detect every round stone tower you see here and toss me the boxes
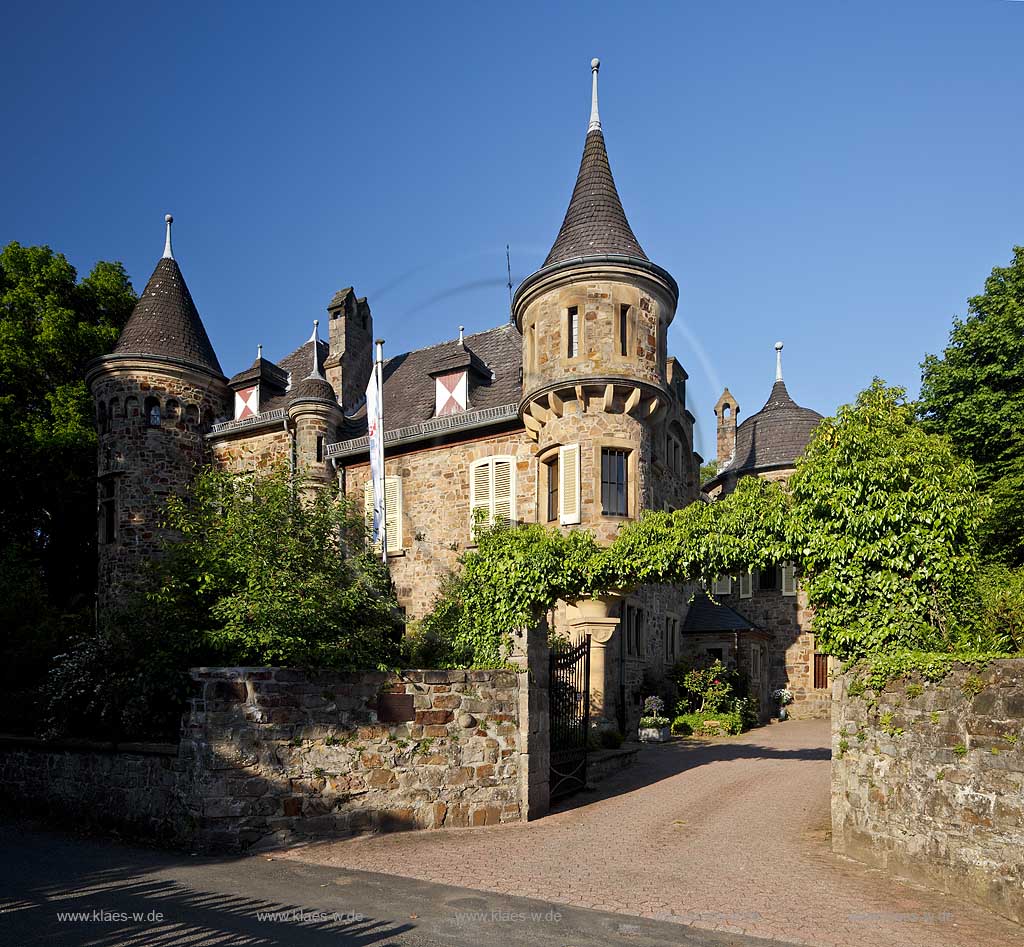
[513,60,679,542]
[85,215,230,610]
[287,320,344,486]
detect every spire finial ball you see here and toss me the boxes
[165,213,173,223]
[775,341,784,351]
[591,58,600,70]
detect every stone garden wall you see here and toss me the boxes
[1,665,532,852]
[831,659,1024,925]
[0,736,184,842]
[183,667,523,850]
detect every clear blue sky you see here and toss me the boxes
[2,1,1022,457]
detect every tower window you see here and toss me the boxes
[567,306,579,359]
[100,478,117,544]
[619,304,629,357]
[601,448,629,516]
[545,454,559,522]
[316,434,324,463]
[144,396,161,427]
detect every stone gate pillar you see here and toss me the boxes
[510,620,550,821]
[569,597,620,727]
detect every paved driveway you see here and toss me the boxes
[286,719,1023,947]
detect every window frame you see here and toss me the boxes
[363,475,404,552]
[600,447,629,517]
[566,306,580,360]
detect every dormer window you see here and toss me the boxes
[435,370,467,416]
[235,385,259,421]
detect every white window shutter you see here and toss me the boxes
[559,444,581,525]
[781,561,797,596]
[713,575,732,596]
[470,460,490,536]
[363,481,374,532]
[491,458,515,526]
[739,570,753,599]
[384,477,402,550]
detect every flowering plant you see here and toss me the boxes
[643,695,665,717]
[771,688,794,706]
[639,695,670,728]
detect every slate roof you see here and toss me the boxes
[114,257,223,376]
[343,323,522,437]
[683,591,757,635]
[723,381,823,476]
[288,375,337,405]
[543,128,648,267]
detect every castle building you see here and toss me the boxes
[700,342,830,717]
[87,60,824,729]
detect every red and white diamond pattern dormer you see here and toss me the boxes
[435,370,467,416]
[234,385,259,421]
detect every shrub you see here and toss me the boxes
[673,710,744,737]
[670,657,747,714]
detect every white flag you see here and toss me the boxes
[365,366,385,557]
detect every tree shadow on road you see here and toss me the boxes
[0,820,413,946]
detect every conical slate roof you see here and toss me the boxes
[114,257,223,376]
[543,126,648,267]
[727,380,823,475]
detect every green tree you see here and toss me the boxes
[920,246,1024,564]
[0,242,136,721]
[154,466,401,668]
[787,380,985,658]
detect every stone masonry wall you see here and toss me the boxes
[1,667,529,853]
[832,659,1024,925]
[210,426,291,473]
[183,667,523,851]
[0,738,184,842]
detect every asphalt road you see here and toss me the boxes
[0,818,784,947]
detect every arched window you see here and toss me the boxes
[108,397,120,422]
[125,395,139,419]
[165,399,180,421]
[185,404,200,426]
[144,396,161,427]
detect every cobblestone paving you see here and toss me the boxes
[283,719,1022,947]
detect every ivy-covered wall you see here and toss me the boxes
[831,659,1024,925]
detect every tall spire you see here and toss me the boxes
[113,214,223,376]
[543,58,648,267]
[162,213,174,260]
[775,341,784,382]
[307,320,324,379]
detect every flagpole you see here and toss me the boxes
[375,338,386,564]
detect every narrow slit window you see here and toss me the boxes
[619,304,629,357]
[316,434,324,463]
[567,306,579,359]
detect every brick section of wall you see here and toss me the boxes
[0,738,184,842]
[831,659,1024,925]
[183,667,523,850]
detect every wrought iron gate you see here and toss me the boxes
[549,635,590,801]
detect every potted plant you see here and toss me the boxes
[772,687,794,720]
[638,696,671,743]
